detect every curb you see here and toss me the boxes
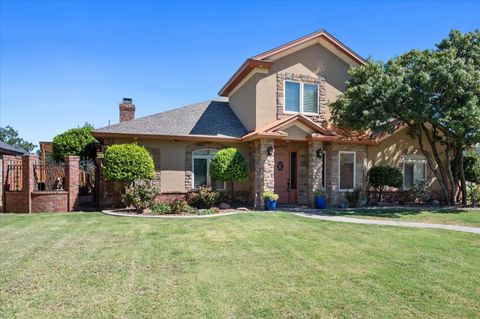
[101,210,247,219]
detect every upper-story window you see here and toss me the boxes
[284,81,319,114]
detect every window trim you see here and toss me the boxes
[283,80,319,115]
[322,151,326,188]
[192,149,225,190]
[402,158,427,190]
[338,151,356,192]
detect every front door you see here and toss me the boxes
[274,149,297,204]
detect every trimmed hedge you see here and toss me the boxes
[104,144,155,182]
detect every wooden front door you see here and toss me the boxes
[274,149,297,204]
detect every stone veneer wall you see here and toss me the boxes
[323,143,368,206]
[307,140,324,205]
[276,73,326,123]
[249,140,275,208]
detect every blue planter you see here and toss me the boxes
[315,196,326,209]
[265,198,277,211]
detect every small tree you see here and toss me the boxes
[104,144,155,182]
[368,166,403,204]
[209,148,248,201]
[464,151,480,184]
[52,123,97,161]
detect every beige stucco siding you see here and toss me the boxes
[229,43,355,130]
[367,128,448,191]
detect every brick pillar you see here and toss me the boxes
[308,141,323,207]
[22,155,37,213]
[65,156,80,211]
[251,139,275,209]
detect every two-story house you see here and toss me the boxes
[92,29,440,207]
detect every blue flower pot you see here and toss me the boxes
[315,196,326,209]
[265,198,277,211]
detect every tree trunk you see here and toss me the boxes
[377,186,384,204]
[458,150,468,205]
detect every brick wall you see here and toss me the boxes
[31,191,68,212]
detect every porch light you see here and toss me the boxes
[316,149,323,158]
[267,146,273,156]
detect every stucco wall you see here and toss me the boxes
[229,43,356,130]
[367,127,448,192]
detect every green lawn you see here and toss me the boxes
[1,212,479,318]
[320,208,480,227]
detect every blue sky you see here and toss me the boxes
[1,0,479,147]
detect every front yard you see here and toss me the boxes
[1,212,479,318]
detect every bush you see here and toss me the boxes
[187,186,219,209]
[464,151,480,184]
[467,183,480,206]
[150,202,171,215]
[345,187,366,208]
[122,180,159,213]
[209,148,248,200]
[411,180,430,202]
[52,123,98,161]
[368,166,403,204]
[169,199,197,214]
[104,144,155,182]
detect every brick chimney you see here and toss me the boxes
[119,98,135,122]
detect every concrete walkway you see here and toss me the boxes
[293,212,480,235]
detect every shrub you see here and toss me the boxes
[169,199,197,214]
[411,180,430,202]
[464,151,480,184]
[187,186,219,209]
[150,202,171,215]
[345,187,366,208]
[262,191,279,201]
[368,166,403,204]
[104,144,155,182]
[209,148,248,200]
[467,183,480,206]
[52,123,98,161]
[314,190,328,198]
[122,180,159,213]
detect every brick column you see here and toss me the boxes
[308,141,323,207]
[22,155,37,213]
[65,156,80,211]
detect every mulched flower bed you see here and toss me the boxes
[106,207,249,217]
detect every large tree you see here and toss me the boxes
[332,29,480,204]
[0,125,35,152]
[52,123,98,161]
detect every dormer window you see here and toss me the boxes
[284,81,319,114]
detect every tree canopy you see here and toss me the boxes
[331,29,480,204]
[52,123,98,161]
[0,125,35,152]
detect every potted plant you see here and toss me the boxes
[314,190,327,209]
[262,191,279,211]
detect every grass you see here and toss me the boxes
[320,208,480,227]
[0,212,479,318]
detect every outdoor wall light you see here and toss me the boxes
[267,146,273,156]
[316,148,323,158]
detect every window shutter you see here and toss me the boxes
[285,82,300,112]
[303,84,318,113]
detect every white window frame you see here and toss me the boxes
[322,151,326,188]
[283,80,319,115]
[192,149,225,190]
[402,158,427,190]
[338,151,356,192]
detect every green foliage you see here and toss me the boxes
[411,181,431,203]
[122,180,159,213]
[150,202,171,215]
[0,125,35,152]
[467,183,480,206]
[464,151,480,184]
[368,166,403,203]
[262,191,279,201]
[187,186,219,209]
[345,187,366,208]
[209,148,248,183]
[104,144,155,182]
[169,199,196,214]
[52,123,97,161]
[314,190,328,198]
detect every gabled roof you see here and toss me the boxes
[219,29,366,97]
[0,141,29,155]
[241,114,377,145]
[92,98,247,142]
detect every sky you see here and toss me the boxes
[1,0,479,148]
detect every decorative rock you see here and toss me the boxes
[237,207,249,211]
[219,202,231,209]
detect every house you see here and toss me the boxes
[92,29,443,207]
[0,141,29,156]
